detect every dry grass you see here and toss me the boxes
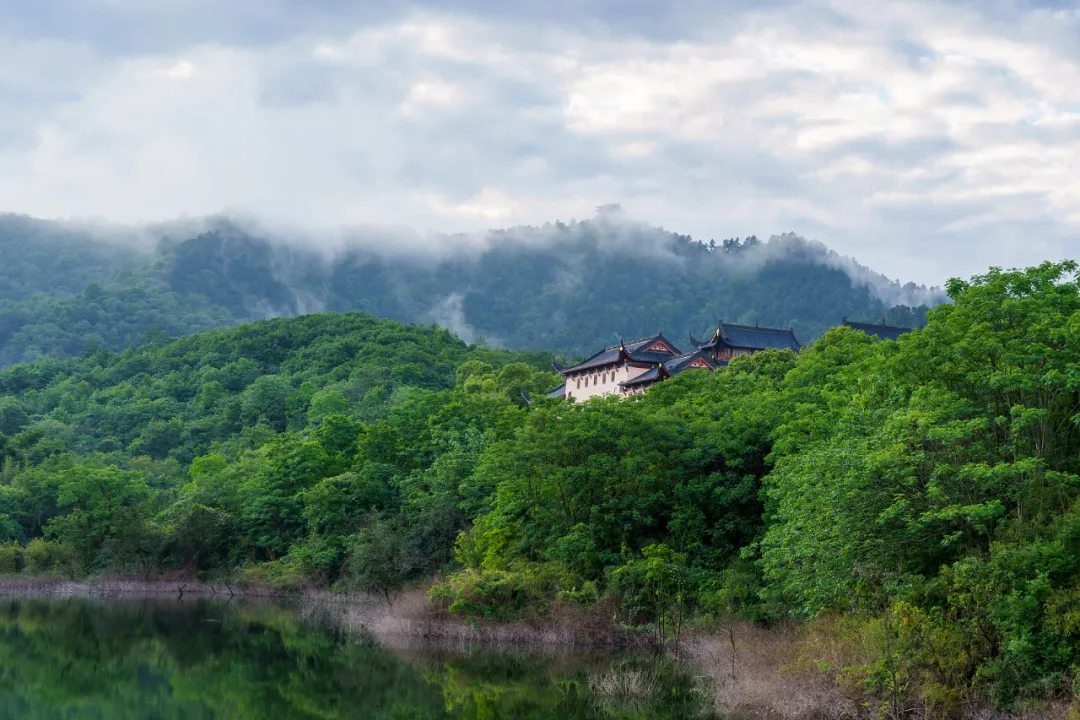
[298,586,651,652]
[0,576,641,652]
[588,667,660,700]
[685,620,861,720]
[0,574,300,599]
[684,618,1074,720]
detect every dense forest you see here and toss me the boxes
[0,258,1075,714]
[0,213,937,364]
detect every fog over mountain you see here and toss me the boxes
[6,0,1078,289]
[0,211,940,365]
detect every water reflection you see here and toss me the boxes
[0,597,714,719]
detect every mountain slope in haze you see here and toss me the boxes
[0,213,942,364]
[0,215,239,365]
[0,214,147,300]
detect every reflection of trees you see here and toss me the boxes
[0,598,713,719]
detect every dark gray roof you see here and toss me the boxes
[557,333,681,374]
[713,322,801,351]
[621,349,716,388]
[621,367,662,387]
[842,320,913,342]
[664,350,716,376]
[544,383,566,398]
[691,322,801,352]
[627,349,678,364]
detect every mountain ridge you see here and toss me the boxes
[0,212,942,364]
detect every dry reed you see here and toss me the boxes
[298,587,651,652]
[0,575,298,599]
[588,667,660,700]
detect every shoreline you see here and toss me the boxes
[0,577,1065,719]
[0,576,650,651]
[0,575,291,599]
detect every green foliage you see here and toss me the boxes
[347,516,415,603]
[0,543,22,573]
[0,311,551,580]
[45,466,156,574]
[757,261,1080,708]
[608,544,690,648]
[429,562,579,621]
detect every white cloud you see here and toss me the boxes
[0,0,1078,286]
[164,60,195,79]
[432,187,518,221]
[399,77,464,117]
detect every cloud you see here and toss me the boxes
[0,0,1078,286]
[424,292,494,345]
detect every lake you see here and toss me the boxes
[0,596,716,719]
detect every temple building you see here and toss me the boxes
[550,333,690,401]
[619,348,717,395]
[841,317,914,341]
[543,316,921,401]
[689,321,801,361]
[548,322,800,400]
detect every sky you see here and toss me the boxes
[1,0,1078,286]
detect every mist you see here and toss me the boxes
[8,209,945,312]
[0,208,949,362]
[258,208,942,308]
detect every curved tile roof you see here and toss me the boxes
[720,323,801,351]
[621,366,662,387]
[557,332,681,374]
[544,383,566,398]
[693,322,801,352]
[620,349,716,388]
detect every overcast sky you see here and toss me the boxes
[1,0,1077,285]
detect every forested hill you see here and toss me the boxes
[0,261,1077,713]
[0,213,941,364]
[0,312,552,466]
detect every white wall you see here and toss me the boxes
[564,362,651,401]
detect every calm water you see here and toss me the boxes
[0,597,714,719]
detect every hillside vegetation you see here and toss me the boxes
[0,213,936,364]
[0,260,1075,714]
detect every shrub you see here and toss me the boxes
[0,543,22,573]
[23,538,59,574]
[429,562,577,621]
[241,560,308,593]
[558,580,599,607]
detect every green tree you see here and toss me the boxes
[44,466,156,573]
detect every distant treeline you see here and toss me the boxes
[0,213,934,365]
